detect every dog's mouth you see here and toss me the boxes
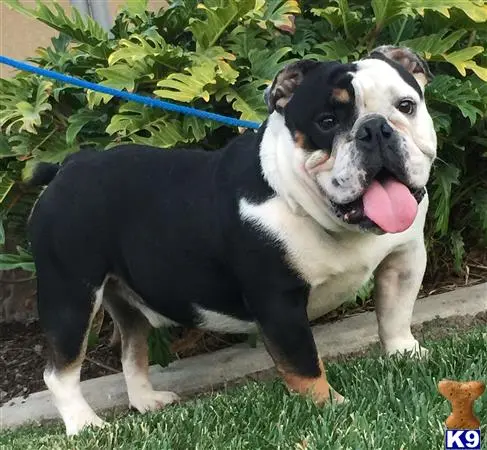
[331,169,426,233]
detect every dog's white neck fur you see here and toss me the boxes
[260,113,344,232]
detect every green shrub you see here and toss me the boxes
[1,0,486,283]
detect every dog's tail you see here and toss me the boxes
[26,162,60,187]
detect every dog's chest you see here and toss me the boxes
[240,196,394,319]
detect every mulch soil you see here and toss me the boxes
[1,250,487,406]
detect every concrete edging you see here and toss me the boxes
[1,282,486,430]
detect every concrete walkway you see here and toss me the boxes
[1,282,486,430]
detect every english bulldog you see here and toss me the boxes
[27,45,436,435]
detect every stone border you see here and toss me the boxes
[1,282,486,430]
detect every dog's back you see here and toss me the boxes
[29,143,246,317]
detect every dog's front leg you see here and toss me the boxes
[253,289,344,404]
[374,240,428,357]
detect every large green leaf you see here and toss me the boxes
[252,0,301,31]
[441,47,487,81]
[66,109,107,144]
[108,30,188,71]
[0,173,16,206]
[5,128,79,165]
[372,0,411,29]
[310,40,363,62]
[3,0,108,47]
[189,0,256,50]
[288,18,320,57]
[87,61,154,107]
[427,75,483,125]
[7,131,60,160]
[450,230,465,273]
[182,115,219,142]
[192,47,239,84]
[0,247,35,272]
[226,25,269,59]
[247,47,294,82]
[107,102,218,151]
[400,30,466,58]
[96,62,154,91]
[471,189,487,241]
[311,1,365,38]
[106,102,192,148]
[429,109,452,134]
[0,79,52,135]
[122,0,148,16]
[401,30,487,80]
[431,163,460,236]
[155,60,218,103]
[155,48,237,103]
[33,33,81,71]
[409,0,487,23]
[0,135,13,159]
[31,141,79,164]
[217,80,268,123]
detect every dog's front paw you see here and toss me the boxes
[129,389,180,413]
[310,385,347,405]
[385,339,428,359]
[65,411,106,436]
[330,388,347,405]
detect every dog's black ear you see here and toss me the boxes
[369,45,433,88]
[265,60,320,113]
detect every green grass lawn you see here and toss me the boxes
[2,328,486,450]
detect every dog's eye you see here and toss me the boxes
[397,99,416,115]
[317,114,337,130]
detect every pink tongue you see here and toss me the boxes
[362,179,418,233]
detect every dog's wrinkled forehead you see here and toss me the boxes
[264,46,432,116]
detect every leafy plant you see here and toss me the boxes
[148,328,174,366]
[1,0,486,294]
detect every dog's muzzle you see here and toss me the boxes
[331,116,426,234]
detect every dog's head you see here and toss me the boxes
[261,46,437,234]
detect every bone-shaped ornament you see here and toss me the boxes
[438,379,485,430]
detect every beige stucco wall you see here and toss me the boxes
[0,1,167,78]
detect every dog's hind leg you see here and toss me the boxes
[103,280,180,413]
[38,271,107,435]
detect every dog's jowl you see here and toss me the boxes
[28,46,437,435]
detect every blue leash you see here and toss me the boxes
[0,55,261,130]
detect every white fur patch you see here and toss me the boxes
[260,113,346,233]
[132,302,175,328]
[127,386,180,413]
[239,194,428,320]
[194,306,256,333]
[108,275,176,329]
[44,366,105,436]
[374,237,429,358]
[44,283,106,435]
[122,342,179,413]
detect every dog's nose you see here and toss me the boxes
[356,116,393,146]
